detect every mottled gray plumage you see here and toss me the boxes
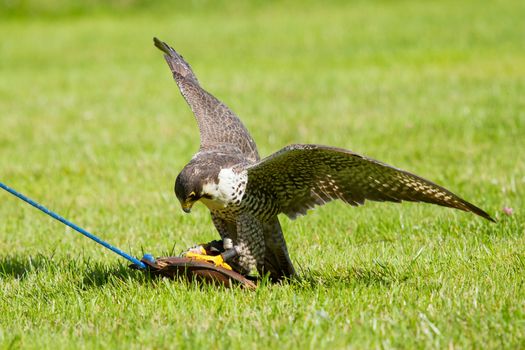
[245,144,493,221]
[154,38,259,163]
[154,38,494,282]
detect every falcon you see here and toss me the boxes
[153,38,494,282]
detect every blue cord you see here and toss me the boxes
[0,182,147,270]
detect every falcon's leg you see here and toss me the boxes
[262,217,296,282]
[230,212,265,276]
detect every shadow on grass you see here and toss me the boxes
[80,262,149,288]
[82,260,416,290]
[82,263,140,288]
[1,254,415,291]
[0,254,53,279]
[294,262,413,289]
[0,253,244,291]
[0,253,152,287]
[81,262,244,292]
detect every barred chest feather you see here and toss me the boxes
[200,168,247,213]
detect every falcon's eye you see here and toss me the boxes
[187,191,197,200]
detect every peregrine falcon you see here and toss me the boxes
[153,38,494,282]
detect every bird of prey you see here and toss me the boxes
[153,37,494,282]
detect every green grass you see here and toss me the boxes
[1,1,524,348]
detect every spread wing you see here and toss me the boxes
[246,144,494,222]
[153,37,259,162]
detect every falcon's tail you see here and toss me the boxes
[262,218,296,282]
[153,37,199,84]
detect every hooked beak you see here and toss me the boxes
[181,201,194,213]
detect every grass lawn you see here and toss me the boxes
[1,1,524,348]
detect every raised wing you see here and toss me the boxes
[154,38,259,162]
[246,144,494,221]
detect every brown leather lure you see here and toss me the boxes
[135,256,257,290]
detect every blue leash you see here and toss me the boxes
[0,182,148,270]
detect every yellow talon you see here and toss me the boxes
[184,251,233,270]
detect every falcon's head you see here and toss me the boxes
[174,154,245,213]
[174,163,218,213]
[175,168,203,213]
